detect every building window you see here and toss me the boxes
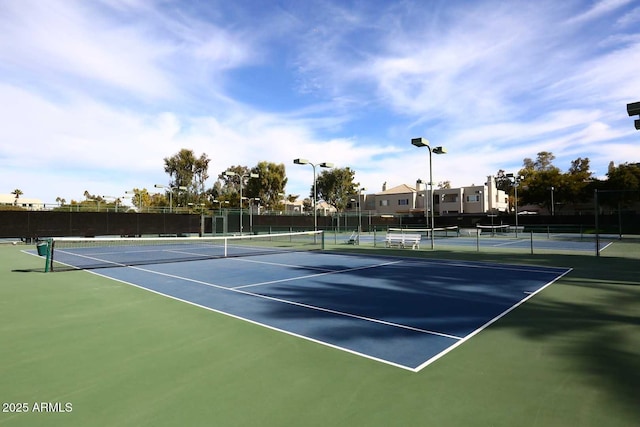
[466,195,480,202]
[379,200,389,207]
[398,199,409,206]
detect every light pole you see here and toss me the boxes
[225,171,259,234]
[358,187,366,244]
[411,137,447,250]
[293,159,334,231]
[550,186,555,216]
[154,184,188,213]
[506,173,522,238]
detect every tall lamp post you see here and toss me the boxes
[506,173,522,238]
[411,137,447,250]
[293,159,334,231]
[225,171,259,234]
[358,187,366,244]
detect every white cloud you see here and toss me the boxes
[568,0,633,25]
[1,0,639,205]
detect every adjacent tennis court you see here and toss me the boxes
[362,226,614,253]
[32,232,570,371]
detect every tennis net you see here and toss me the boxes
[42,231,324,271]
[387,226,459,238]
[476,224,511,236]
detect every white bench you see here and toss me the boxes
[460,228,481,237]
[385,233,421,250]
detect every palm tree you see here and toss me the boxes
[11,189,23,206]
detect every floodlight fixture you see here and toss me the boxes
[411,137,429,148]
[432,146,447,154]
[627,101,640,130]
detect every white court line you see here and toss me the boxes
[121,262,464,342]
[492,239,524,247]
[228,256,338,273]
[232,260,403,289]
[47,248,570,372]
[412,267,573,371]
[75,268,419,372]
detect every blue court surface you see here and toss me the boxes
[62,249,571,372]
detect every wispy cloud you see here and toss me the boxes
[0,0,638,202]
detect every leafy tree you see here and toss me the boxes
[494,170,512,193]
[518,152,563,212]
[217,165,251,208]
[604,162,640,207]
[315,167,358,211]
[125,188,152,211]
[245,161,288,210]
[562,157,593,210]
[163,149,210,206]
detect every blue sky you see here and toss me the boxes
[1,0,639,204]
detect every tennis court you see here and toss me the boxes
[3,235,639,426]
[361,226,614,254]
[34,232,570,371]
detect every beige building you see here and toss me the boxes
[349,176,509,216]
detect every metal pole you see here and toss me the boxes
[514,182,519,238]
[594,189,600,257]
[312,163,317,231]
[358,190,362,245]
[429,149,434,250]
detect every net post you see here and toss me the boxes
[321,230,325,250]
[530,230,534,254]
[594,189,600,257]
[44,239,53,273]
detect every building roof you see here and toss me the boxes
[375,184,416,195]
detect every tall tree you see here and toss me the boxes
[246,161,288,210]
[562,157,593,209]
[315,167,358,211]
[11,189,23,206]
[518,152,562,213]
[604,162,640,207]
[217,165,251,208]
[163,149,210,206]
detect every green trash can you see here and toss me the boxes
[36,241,49,256]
